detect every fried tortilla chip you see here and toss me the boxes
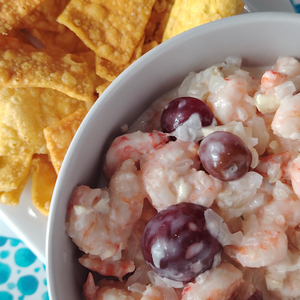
[142,41,159,55]
[79,51,107,91]
[145,0,173,44]
[28,27,89,53]
[0,174,30,206]
[163,0,244,41]
[31,154,57,216]
[57,0,156,66]
[44,108,87,174]
[95,35,145,82]
[16,0,65,33]
[7,29,31,44]
[0,86,92,156]
[96,81,110,96]
[0,0,46,35]
[0,155,32,192]
[0,36,94,102]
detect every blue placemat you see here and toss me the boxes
[0,236,48,300]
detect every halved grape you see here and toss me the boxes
[161,97,215,133]
[199,131,252,181]
[141,202,222,282]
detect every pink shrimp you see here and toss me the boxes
[290,155,300,199]
[181,262,243,300]
[79,254,135,282]
[261,70,287,91]
[66,159,144,261]
[141,139,221,211]
[103,130,168,178]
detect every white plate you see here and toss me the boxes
[0,0,296,265]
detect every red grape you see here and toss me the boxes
[161,97,215,133]
[141,203,222,282]
[199,131,252,181]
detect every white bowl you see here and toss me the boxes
[46,12,300,300]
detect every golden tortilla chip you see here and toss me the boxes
[162,0,182,41]
[145,0,173,44]
[0,86,92,156]
[95,35,145,82]
[0,174,30,206]
[31,154,57,216]
[28,27,89,53]
[57,0,156,66]
[0,36,94,102]
[163,0,244,41]
[79,51,107,91]
[0,0,46,35]
[16,0,65,33]
[142,41,159,55]
[0,155,32,192]
[44,108,87,174]
[7,29,31,44]
[96,81,110,96]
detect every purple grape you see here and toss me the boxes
[247,290,263,300]
[141,203,222,282]
[161,97,215,133]
[199,131,252,181]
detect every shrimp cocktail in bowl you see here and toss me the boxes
[46,12,300,300]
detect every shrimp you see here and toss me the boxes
[290,155,300,199]
[271,93,300,140]
[79,254,135,282]
[255,151,293,183]
[66,159,144,261]
[141,139,222,211]
[261,70,287,91]
[140,284,178,300]
[181,262,243,300]
[275,56,300,78]
[83,273,138,300]
[265,249,300,299]
[206,73,256,125]
[225,215,288,268]
[103,131,168,178]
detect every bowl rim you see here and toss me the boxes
[46,11,300,300]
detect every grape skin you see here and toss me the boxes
[199,131,252,181]
[141,203,222,282]
[161,97,215,133]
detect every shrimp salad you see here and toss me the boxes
[66,56,300,300]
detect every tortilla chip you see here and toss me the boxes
[31,154,57,216]
[0,86,92,156]
[57,0,156,66]
[0,174,30,206]
[0,36,94,102]
[95,35,145,82]
[163,0,244,41]
[0,0,46,35]
[79,51,107,91]
[28,27,89,53]
[16,0,65,33]
[142,41,159,55]
[145,0,173,44]
[162,0,182,41]
[44,108,87,174]
[6,29,31,44]
[96,81,110,96]
[0,155,32,192]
